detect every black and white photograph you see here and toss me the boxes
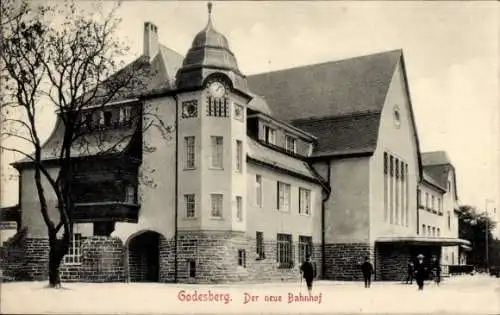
[0,1,498,314]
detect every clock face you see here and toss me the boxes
[209,81,226,98]
[182,100,198,118]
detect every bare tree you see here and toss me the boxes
[1,0,167,287]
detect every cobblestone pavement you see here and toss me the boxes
[1,274,498,314]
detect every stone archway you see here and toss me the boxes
[127,231,161,282]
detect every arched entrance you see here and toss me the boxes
[127,231,161,282]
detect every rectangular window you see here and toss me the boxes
[63,233,82,265]
[425,192,429,210]
[299,235,312,263]
[210,194,223,217]
[211,136,223,168]
[185,194,195,218]
[389,155,394,224]
[277,233,293,268]
[437,228,441,237]
[285,135,296,153]
[438,198,442,214]
[207,97,228,117]
[236,196,243,221]
[184,136,195,169]
[417,189,422,208]
[432,227,436,236]
[264,126,276,145]
[448,211,451,230]
[236,140,242,172]
[432,196,435,212]
[238,249,246,267]
[255,175,263,207]
[299,188,311,215]
[405,164,409,227]
[188,260,196,278]
[103,111,113,127]
[256,231,265,259]
[422,224,426,235]
[119,106,132,124]
[395,159,400,224]
[277,182,291,211]
[384,152,388,222]
[428,226,431,235]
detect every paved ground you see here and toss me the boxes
[1,275,498,314]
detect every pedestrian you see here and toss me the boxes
[431,255,441,286]
[406,259,414,284]
[414,254,427,291]
[360,256,374,288]
[300,254,315,296]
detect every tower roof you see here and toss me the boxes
[176,2,246,91]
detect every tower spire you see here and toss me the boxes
[207,2,213,25]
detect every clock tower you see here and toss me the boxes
[174,1,252,269]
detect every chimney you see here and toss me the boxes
[143,22,159,61]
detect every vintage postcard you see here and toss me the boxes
[0,1,498,314]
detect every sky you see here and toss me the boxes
[1,1,499,226]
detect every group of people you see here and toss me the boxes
[406,254,441,290]
[299,253,442,295]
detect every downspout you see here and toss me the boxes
[174,95,179,283]
[321,160,332,279]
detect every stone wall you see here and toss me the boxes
[375,244,410,281]
[323,242,371,280]
[80,236,125,282]
[1,233,125,282]
[151,231,324,284]
[23,238,49,280]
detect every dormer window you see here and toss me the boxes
[264,126,276,145]
[285,135,296,154]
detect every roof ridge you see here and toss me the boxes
[292,110,381,124]
[248,49,402,77]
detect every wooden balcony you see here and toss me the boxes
[73,201,140,223]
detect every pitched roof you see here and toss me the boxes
[246,137,322,183]
[247,49,402,122]
[421,151,458,199]
[292,112,380,157]
[421,151,451,166]
[14,120,137,165]
[88,46,184,105]
[422,170,446,191]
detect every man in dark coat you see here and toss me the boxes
[360,256,374,288]
[300,255,315,296]
[431,255,441,286]
[406,259,414,284]
[414,254,427,291]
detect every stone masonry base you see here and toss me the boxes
[3,230,324,283]
[323,242,371,280]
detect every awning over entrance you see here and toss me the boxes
[460,244,472,251]
[376,236,471,247]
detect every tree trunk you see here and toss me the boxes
[48,234,69,288]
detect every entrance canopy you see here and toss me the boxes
[376,236,471,247]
